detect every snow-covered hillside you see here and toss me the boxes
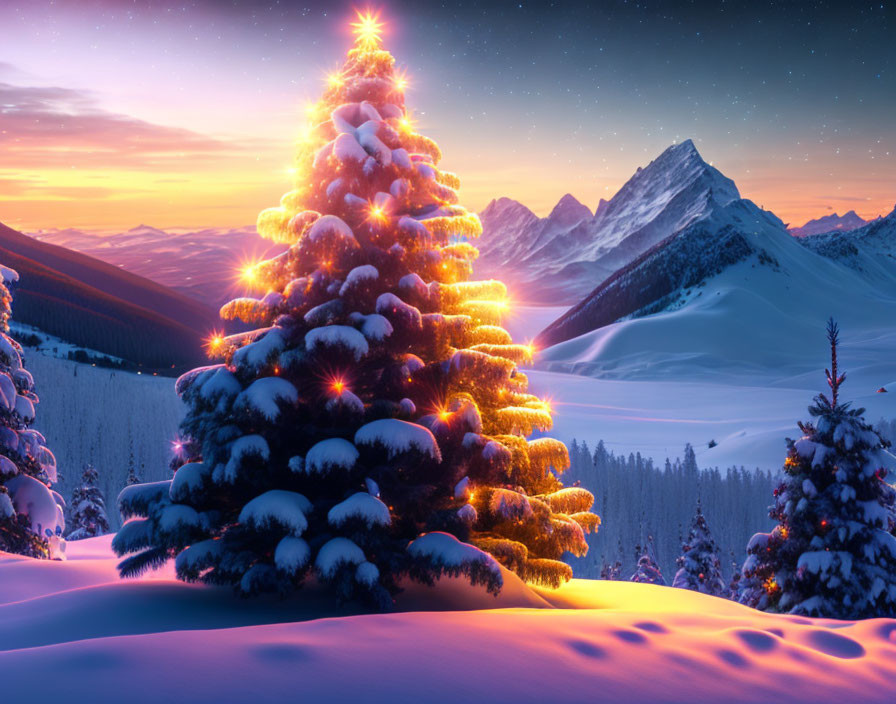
[1,536,894,704]
[26,353,183,528]
[789,210,869,237]
[799,206,896,286]
[534,202,896,381]
[28,225,287,307]
[476,140,741,303]
[498,207,896,472]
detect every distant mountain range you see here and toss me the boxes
[464,139,895,385]
[789,211,869,237]
[28,225,286,307]
[0,221,220,372]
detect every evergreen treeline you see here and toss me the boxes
[564,440,776,580]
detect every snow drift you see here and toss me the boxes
[1,537,894,703]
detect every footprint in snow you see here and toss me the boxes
[804,630,865,659]
[733,629,778,653]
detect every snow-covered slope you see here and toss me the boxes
[28,225,287,307]
[534,195,896,383]
[476,140,740,303]
[2,536,895,704]
[789,210,869,237]
[799,206,896,287]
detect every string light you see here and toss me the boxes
[367,203,387,223]
[239,261,260,285]
[205,332,225,355]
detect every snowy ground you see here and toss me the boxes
[509,307,896,471]
[2,537,895,703]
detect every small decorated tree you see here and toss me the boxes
[672,500,725,596]
[630,536,665,585]
[740,319,896,617]
[0,264,65,558]
[114,11,598,608]
[67,463,110,540]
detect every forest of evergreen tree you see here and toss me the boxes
[564,439,778,581]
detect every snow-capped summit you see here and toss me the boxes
[789,210,869,237]
[798,204,896,286]
[475,139,743,303]
[547,193,592,227]
[533,196,896,381]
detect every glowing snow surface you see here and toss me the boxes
[504,303,896,471]
[1,537,894,703]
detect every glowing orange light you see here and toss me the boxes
[764,577,779,594]
[367,203,387,223]
[206,332,226,355]
[398,116,413,132]
[351,9,385,48]
[331,378,346,394]
[820,519,828,528]
[326,72,344,88]
[239,261,261,285]
[395,76,408,91]
[439,409,452,422]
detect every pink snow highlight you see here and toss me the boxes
[0,537,894,703]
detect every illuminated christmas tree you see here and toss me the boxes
[0,264,65,559]
[740,319,896,617]
[114,11,598,607]
[672,500,725,596]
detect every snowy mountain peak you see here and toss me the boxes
[479,197,536,224]
[789,210,869,237]
[476,140,752,303]
[547,194,592,227]
[610,140,741,213]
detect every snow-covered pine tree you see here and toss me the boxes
[125,429,141,485]
[0,264,65,558]
[67,463,110,540]
[726,555,742,600]
[114,12,599,608]
[672,500,725,595]
[630,535,665,585]
[740,319,896,618]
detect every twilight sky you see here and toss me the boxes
[0,0,893,231]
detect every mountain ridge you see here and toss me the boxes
[475,139,742,303]
[0,221,220,371]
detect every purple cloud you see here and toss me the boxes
[0,82,266,169]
